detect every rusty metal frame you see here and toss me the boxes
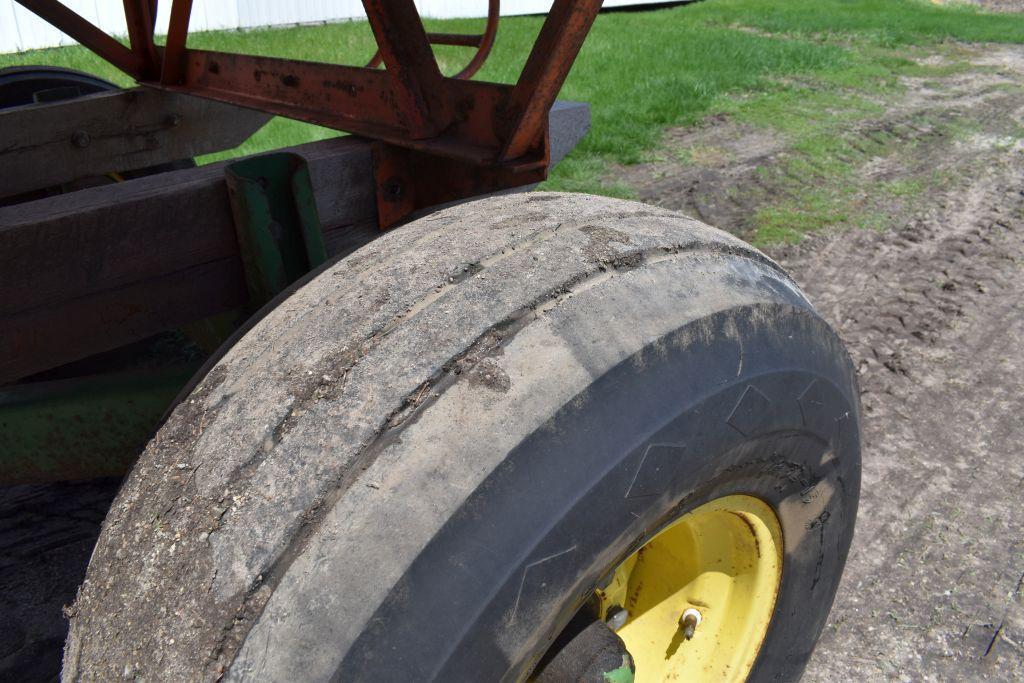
[365,0,500,80]
[13,0,601,227]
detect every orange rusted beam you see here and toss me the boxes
[16,0,601,226]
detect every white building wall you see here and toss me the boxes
[1,1,661,54]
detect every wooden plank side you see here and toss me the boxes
[0,167,237,318]
[0,87,271,199]
[0,101,588,383]
[3,260,247,386]
[0,136,376,383]
[0,136,375,317]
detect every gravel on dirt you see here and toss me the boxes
[783,150,1024,681]
[959,0,1024,12]
[0,479,119,680]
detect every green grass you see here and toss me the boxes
[708,39,1010,245]
[2,1,1023,206]
[692,0,1024,46]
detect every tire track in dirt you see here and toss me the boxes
[768,47,1024,680]
[775,168,1024,680]
[620,41,1024,679]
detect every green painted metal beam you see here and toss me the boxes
[0,364,200,485]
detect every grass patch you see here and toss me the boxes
[753,187,856,244]
[881,177,926,198]
[2,1,1023,219]
[692,0,1024,47]
[739,96,987,245]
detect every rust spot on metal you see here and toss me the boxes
[730,511,762,558]
[322,80,358,97]
[627,580,644,610]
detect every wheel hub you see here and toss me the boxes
[595,495,784,682]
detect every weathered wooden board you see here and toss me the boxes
[0,87,271,199]
[0,101,589,384]
[0,137,374,383]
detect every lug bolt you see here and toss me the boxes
[679,608,702,640]
[605,605,629,630]
[71,130,90,148]
[385,179,403,200]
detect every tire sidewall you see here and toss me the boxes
[337,302,861,682]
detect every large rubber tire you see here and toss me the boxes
[63,193,860,682]
[0,65,119,106]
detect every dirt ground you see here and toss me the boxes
[957,0,1024,12]
[791,49,1024,681]
[0,480,119,680]
[3,35,1023,683]
[620,43,1024,679]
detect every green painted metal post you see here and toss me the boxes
[224,153,328,307]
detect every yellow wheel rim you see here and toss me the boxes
[595,495,783,682]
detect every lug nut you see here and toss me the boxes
[679,608,702,640]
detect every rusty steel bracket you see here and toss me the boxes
[372,136,549,229]
[14,0,601,229]
[224,153,328,307]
